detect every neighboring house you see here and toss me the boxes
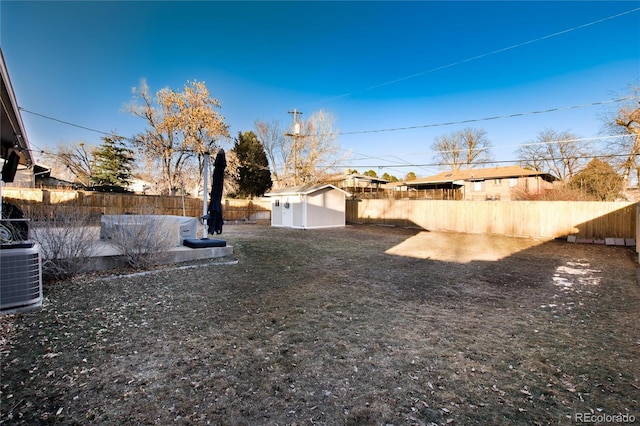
[265,184,350,229]
[128,177,155,194]
[4,165,34,188]
[334,173,388,194]
[395,166,557,201]
[30,164,81,189]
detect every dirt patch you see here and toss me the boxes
[1,224,639,425]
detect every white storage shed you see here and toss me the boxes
[265,184,350,229]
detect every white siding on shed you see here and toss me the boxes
[305,187,345,228]
[265,184,349,229]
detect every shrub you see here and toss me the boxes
[106,214,175,269]
[511,185,593,201]
[0,202,29,242]
[568,158,624,201]
[31,208,98,281]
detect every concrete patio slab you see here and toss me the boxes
[86,239,234,272]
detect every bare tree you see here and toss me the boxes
[254,119,291,186]
[516,129,590,181]
[222,149,240,196]
[178,161,202,196]
[255,110,344,187]
[515,141,547,173]
[432,128,492,170]
[125,79,229,195]
[601,86,640,186]
[43,141,96,186]
[432,133,462,170]
[296,110,344,184]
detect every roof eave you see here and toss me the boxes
[1,48,33,166]
[265,183,351,197]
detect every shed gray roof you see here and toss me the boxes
[265,183,351,197]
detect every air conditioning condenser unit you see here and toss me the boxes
[0,243,43,314]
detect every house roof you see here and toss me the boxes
[1,48,33,166]
[405,166,557,186]
[342,174,389,184]
[265,183,351,197]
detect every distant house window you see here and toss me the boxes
[509,178,518,187]
[274,199,280,207]
[495,179,502,185]
[473,181,483,191]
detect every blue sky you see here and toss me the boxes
[1,1,638,178]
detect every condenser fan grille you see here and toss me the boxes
[0,245,42,312]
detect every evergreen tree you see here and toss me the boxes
[568,158,623,201]
[90,135,135,190]
[232,131,272,198]
[382,172,398,182]
[404,172,417,181]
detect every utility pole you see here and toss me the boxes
[287,109,302,185]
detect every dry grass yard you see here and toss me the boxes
[1,224,638,425]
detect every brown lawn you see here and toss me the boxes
[1,224,638,425]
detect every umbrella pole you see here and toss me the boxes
[202,153,209,238]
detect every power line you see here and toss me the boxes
[19,95,634,142]
[330,134,634,172]
[18,98,636,168]
[15,7,638,153]
[367,8,640,91]
[381,134,632,160]
[494,134,631,151]
[337,97,633,136]
[18,107,114,136]
[343,150,437,174]
[315,7,640,103]
[328,152,639,170]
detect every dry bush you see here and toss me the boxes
[107,214,176,269]
[1,202,30,243]
[0,221,28,243]
[30,208,98,281]
[511,184,593,201]
[0,223,10,243]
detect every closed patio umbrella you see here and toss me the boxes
[182,148,227,249]
[207,149,226,235]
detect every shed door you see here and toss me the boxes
[282,197,293,227]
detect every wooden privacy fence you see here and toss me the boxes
[3,188,637,239]
[346,199,636,239]
[2,188,271,223]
